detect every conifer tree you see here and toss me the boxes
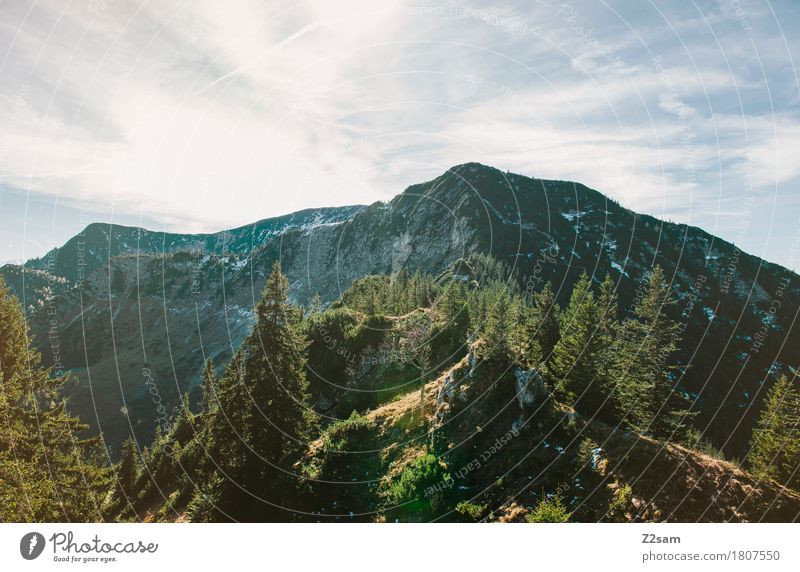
[534,282,561,361]
[596,274,619,338]
[594,274,619,420]
[747,374,800,489]
[513,298,544,369]
[308,293,323,317]
[481,286,513,359]
[191,350,247,521]
[170,393,195,445]
[115,437,139,501]
[196,263,316,521]
[613,266,692,437]
[433,279,470,355]
[0,276,108,521]
[200,358,216,416]
[548,273,606,413]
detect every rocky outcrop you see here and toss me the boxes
[513,367,546,411]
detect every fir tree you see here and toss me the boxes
[170,393,195,445]
[548,273,606,413]
[192,350,248,521]
[512,300,545,369]
[197,263,317,521]
[114,437,139,504]
[595,274,619,420]
[0,276,108,521]
[747,373,800,490]
[433,279,470,356]
[200,358,216,416]
[534,282,561,361]
[613,266,692,438]
[308,293,323,317]
[481,285,513,360]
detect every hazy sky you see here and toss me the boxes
[1,0,798,268]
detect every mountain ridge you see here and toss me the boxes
[1,162,797,460]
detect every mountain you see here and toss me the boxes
[15,205,364,285]
[2,163,798,460]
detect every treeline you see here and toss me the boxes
[337,255,693,439]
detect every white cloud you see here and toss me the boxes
[0,0,798,266]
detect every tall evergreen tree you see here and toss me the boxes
[513,300,545,370]
[481,285,513,360]
[747,374,800,490]
[119,438,139,495]
[196,263,317,521]
[200,358,216,416]
[308,293,323,317]
[612,266,692,437]
[548,273,606,413]
[433,279,470,356]
[170,393,195,445]
[112,437,140,507]
[190,350,247,521]
[534,282,561,361]
[0,277,108,521]
[596,274,619,337]
[595,274,619,420]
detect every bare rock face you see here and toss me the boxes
[513,367,546,411]
[467,344,479,378]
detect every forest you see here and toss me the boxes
[1,253,798,522]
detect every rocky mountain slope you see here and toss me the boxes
[118,308,800,523]
[22,205,364,284]
[2,163,798,457]
[300,348,800,522]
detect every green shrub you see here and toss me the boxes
[685,427,726,460]
[608,483,632,517]
[526,494,571,523]
[386,454,449,511]
[321,412,375,452]
[455,501,487,521]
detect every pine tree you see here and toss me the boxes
[115,437,140,500]
[534,282,561,361]
[595,274,619,420]
[747,374,800,489]
[596,274,619,338]
[547,273,606,413]
[512,298,544,369]
[192,349,248,521]
[613,266,692,437]
[308,293,323,317]
[200,358,216,416]
[433,279,470,356]
[0,276,108,521]
[170,393,195,445]
[481,285,513,360]
[197,263,317,521]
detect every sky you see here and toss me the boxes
[0,0,798,269]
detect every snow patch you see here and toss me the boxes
[610,260,629,277]
[561,210,589,222]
